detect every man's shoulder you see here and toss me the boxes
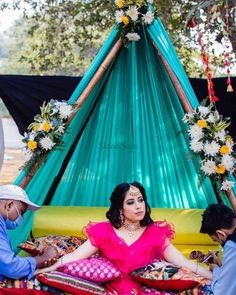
[225,240,236,250]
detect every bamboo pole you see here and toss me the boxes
[152,41,236,207]
[20,38,123,189]
[67,38,123,124]
[152,41,193,113]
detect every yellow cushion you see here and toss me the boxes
[32,206,220,258]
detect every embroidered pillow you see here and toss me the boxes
[131,261,200,291]
[36,271,106,295]
[0,289,53,295]
[58,256,121,283]
[0,277,62,294]
[19,235,85,256]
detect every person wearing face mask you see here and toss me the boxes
[200,203,236,295]
[0,184,59,282]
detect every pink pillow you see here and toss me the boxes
[58,257,121,283]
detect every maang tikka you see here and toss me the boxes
[128,185,140,196]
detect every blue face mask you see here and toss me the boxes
[5,205,23,230]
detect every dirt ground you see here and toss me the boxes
[0,148,24,185]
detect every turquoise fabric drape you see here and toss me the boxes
[11,20,220,250]
[11,28,119,249]
[50,26,216,208]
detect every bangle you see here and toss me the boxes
[195,263,199,274]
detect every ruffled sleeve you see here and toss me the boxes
[83,221,110,249]
[149,221,175,258]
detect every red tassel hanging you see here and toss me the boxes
[224,0,234,92]
[197,29,219,102]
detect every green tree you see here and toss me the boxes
[0,18,31,74]
[0,0,235,76]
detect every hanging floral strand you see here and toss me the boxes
[185,8,236,198]
[197,25,219,103]
[223,0,234,92]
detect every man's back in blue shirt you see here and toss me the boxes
[0,214,36,281]
[211,240,236,295]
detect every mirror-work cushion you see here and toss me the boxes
[19,235,85,256]
[131,261,200,291]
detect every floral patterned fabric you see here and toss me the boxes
[0,277,62,294]
[19,235,85,256]
[0,289,51,295]
[131,261,200,291]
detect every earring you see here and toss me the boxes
[120,211,124,225]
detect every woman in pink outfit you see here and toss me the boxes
[37,182,212,294]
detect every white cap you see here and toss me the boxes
[0,185,40,211]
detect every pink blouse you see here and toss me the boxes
[85,221,175,295]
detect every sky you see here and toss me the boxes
[0,2,235,74]
[0,9,21,33]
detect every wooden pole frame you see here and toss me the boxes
[20,38,123,189]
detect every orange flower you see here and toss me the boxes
[42,121,52,133]
[220,145,230,155]
[27,140,37,151]
[215,165,225,174]
[117,0,124,9]
[122,16,129,26]
[197,119,207,128]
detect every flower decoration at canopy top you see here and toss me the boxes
[183,101,236,192]
[115,0,156,43]
[22,99,74,173]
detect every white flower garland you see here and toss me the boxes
[115,0,156,43]
[183,102,236,191]
[22,99,74,172]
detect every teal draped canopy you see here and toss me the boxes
[11,19,225,250]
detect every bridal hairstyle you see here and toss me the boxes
[106,181,153,228]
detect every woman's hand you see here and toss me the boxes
[35,261,60,275]
[163,243,213,280]
[34,239,98,275]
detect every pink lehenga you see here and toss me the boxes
[85,221,175,295]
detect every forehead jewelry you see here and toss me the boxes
[128,185,141,196]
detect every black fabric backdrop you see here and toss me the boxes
[0,75,235,139]
[0,75,82,135]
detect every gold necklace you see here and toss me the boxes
[123,222,141,237]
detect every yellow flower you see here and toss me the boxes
[33,124,39,131]
[117,0,124,8]
[197,119,207,128]
[122,15,129,26]
[220,145,230,155]
[42,121,52,133]
[215,165,225,174]
[27,140,37,151]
